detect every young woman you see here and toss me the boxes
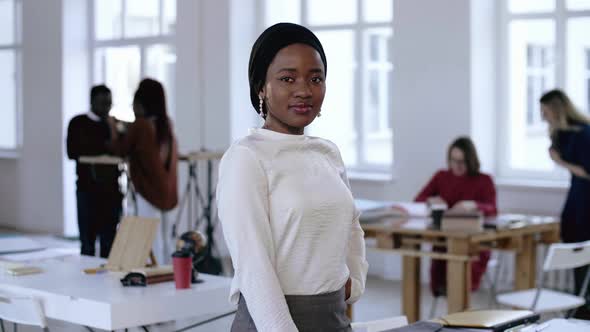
[110,78,178,262]
[540,89,590,310]
[216,23,368,331]
[415,137,497,296]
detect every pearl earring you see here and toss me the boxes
[259,97,265,119]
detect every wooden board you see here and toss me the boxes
[78,155,125,165]
[106,216,160,271]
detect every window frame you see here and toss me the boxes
[259,0,394,174]
[88,0,176,122]
[0,0,22,157]
[497,0,590,182]
[586,48,590,112]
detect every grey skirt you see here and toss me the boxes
[231,287,352,332]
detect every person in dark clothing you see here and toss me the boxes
[66,85,122,258]
[540,89,590,315]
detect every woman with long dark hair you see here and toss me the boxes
[540,89,590,313]
[110,78,178,261]
[415,136,497,296]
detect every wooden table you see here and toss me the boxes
[362,215,560,323]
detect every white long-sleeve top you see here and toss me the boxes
[216,128,369,332]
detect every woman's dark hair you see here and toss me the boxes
[134,78,173,170]
[448,136,480,176]
[134,78,171,146]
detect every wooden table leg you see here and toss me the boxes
[515,234,536,290]
[447,238,470,314]
[402,245,421,323]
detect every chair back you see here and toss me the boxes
[0,292,47,328]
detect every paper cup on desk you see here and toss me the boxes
[430,203,447,230]
[172,251,192,289]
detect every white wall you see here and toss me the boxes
[62,0,90,236]
[0,0,64,234]
[230,0,259,141]
[351,0,476,201]
[175,0,202,153]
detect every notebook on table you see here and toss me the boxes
[433,310,539,331]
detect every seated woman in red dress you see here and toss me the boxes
[415,136,497,296]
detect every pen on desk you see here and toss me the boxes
[83,265,107,274]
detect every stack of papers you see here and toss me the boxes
[355,199,429,222]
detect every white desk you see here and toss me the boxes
[0,255,234,330]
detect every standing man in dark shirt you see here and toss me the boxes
[67,85,123,258]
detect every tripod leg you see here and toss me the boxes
[171,178,191,237]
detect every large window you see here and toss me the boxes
[500,0,590,180]
[0,0,21,153]
[263,0,394,172]
[91,0,176,122]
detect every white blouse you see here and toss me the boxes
[216,128,368,332]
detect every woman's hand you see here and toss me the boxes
[427,196,447,206]
[549,148,563,165]
[550,148,590,180]
[451,200,477,212]
[345,278,352,301]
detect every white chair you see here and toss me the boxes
[496,240,590,316]
[0,291,48,332]
[351,316,408,332]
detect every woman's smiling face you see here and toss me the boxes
[260,43,326,134]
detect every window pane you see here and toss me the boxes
[94,46,141,122]
[307,0,357,26]
[363,0,392,23]
[265,0,301,25]
[162,0,176,34]
[567,0,590,10]
[0,0,14,45]
[146,44,176,118]
[508,0,555,13]
[0,50,16,149]
[363,28,392,166]
[566,18,590,114]
[307,30,357,166]
[95,0,122,40]
[508,20,555,171]
[125,0,159,37]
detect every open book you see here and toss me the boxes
[433,310,539,332]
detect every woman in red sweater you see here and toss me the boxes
[415,136,497,296]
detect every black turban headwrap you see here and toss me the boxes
[248,22,327,117]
